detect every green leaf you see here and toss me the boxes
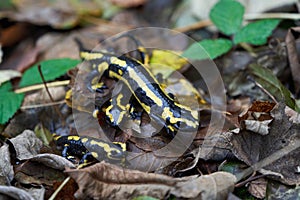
[19,58,80,87]
[210,0,244,35]
[0,81,13,92]
[250,64,300,112]
[132,196,159,200]
[234,19,280,45]
[0,92,24,124]
[182,39,232,60]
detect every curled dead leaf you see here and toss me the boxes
[9,130,43,160]
[66,162,236,199]
[0,186,34,200]
[29,153,75,170]
[0,144,14,185]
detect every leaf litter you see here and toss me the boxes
[0,0,300,199]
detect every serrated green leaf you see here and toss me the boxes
[0,92,24,124]
[132,196,159,200]
[19,58,80,87]
[250,64,300,112]
[182,39,232,60]
[234,19,280,45]
[210,0,244,35]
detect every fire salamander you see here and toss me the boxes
[75,38,199,137]
[52,133,126,165]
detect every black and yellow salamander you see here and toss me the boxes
[75,38,199,137]
[52,133,126,165]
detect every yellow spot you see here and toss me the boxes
[98,62,109,73]
[110,57,127,67]
[113,142,126,151]
[68,136,80,141]
[65,89,72,100]
[80,52,104,60]
[81,138,88,143]
[90,140,114,157]
[118,69,123,75]
[91,82,105,91]
[116,94,126,110]
[191,110,198,120]
[168,125,175,132]
[92,109,99,118]
[106,104,114,123]
[116,111,126,124]
[91,152,98,158]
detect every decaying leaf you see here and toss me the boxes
[0,144,14,185]
[249,64,300,112]
[0,186,34,200]
[241,119,272,135]
[29,153,75,170]
[230,103,300,185]
[14,160,65,186]
[9,129,43,160]
[66,162,236,199]
[3,0,104,29]
[248,178,267,199]
[0,70,21,86]
[285,27,300,95]
[267,182,300,199]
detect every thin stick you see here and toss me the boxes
[173,19,212,33]
[245,13,300,20]
[48,177,71,200]
[37,65,65,125]
[20,100,65,110]
[14,80,70,94]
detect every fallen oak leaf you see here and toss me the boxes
[285,27,300,95]
[66,162,236,199]
[230,103,300,185]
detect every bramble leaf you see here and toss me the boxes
[210,0,244,35]
[19,58,80,87]
[183,39,232,60]
[234,19,280,45]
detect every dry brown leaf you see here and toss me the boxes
[248,178,267,199]
[3,0,103,29]
[0,144,14,185]
[66,162,236,200]
[29,153,75,170]
[0,70,21,85]
[230,103,300,185]
[14,160,65,186]
[9,130,43,160]
[285,27,300,95]
[0,186,34,200]
[241,119,272,135]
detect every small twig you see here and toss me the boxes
[173,13,300,33]
[48,176,71,200]
[235,173,267,187]
[37,65,65,126]
[20,100,65,110]
[245,13,300,20]
[247,76,278,103]
[173,19,212,33]
[239,43,257,57]
[14,80,70,94]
